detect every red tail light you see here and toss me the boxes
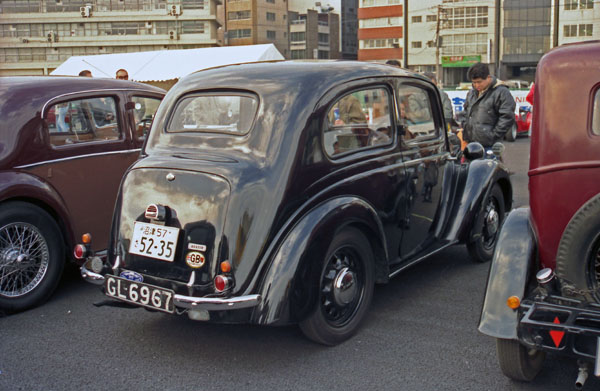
[74,244,87,260]
[214,275,232,292]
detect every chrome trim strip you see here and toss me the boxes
[15,149,141,169]
[173,294,261,310]
[112,255,121,273]
[80,264,105,286]
[596,337,600,377]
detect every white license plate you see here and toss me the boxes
[129,221,179,262]
[105,275,174,313]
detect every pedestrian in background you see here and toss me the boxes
[423,72,453,126]
[115,69,129,80]
[78,70,92,77]
[462,62,515,147]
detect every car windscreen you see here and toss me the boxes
[167,93,258,135]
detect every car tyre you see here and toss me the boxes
[0,202,65,312]
[468,184,505,263]
[496,338,545,381]
[299,228,374,346]
[505,123,517,142]
[555,193,600,302]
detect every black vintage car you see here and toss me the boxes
[79,61,511,345]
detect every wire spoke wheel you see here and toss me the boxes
[0,222,50,297]
[588,236,600,300]
[468,184,505,263]
[481,197,501,251]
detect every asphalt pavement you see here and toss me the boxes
[1,136,598,391]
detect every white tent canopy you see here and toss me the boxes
[50,44,284,82]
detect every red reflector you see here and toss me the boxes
[214,275,230,292]
[145,204,158,219]
[549,317,565,347]
[73,244,87,260]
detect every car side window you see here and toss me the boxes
[46,97,120,147]
[132,96,162,142]
[396,85,437,142]
[324,87,393,157]
[592,89,600,136]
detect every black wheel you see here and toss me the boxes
[468,184,505,263]
[0,202,65,312]
[496,338,545,381]
[555,193,600,302]
[505,123,517,142]
[299,228,374,346]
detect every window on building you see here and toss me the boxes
[290,31,306,42]
[580,0,594,9]
[426,15,437,23]
[412,16,422,23]
[441,6,488,29]
[267,30,276,39]
[411,41,422,48]
[291,50,306,59]
[579,24,593,36]
[318,50,329,59]
[266,12,276,21]
[229,29,252,38]
[361,0,400,7]
[318,33,329,44]
[565,0,578,10]
[564,24,578,37]
[266,0,275,3]
[359,17,401,28]
[228,11,251,20]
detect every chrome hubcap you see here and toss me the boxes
[0,223,49,297]
[333,267,357,306]
[485,208,499,238]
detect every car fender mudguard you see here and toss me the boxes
[478,207,535,339]
[442,158,512,242]
[251,196,387,326]
[0,171,72,244]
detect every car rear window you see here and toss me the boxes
[167,93,258,135]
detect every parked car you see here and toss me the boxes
[78,61,512,345]
[479,41,600,388]
[0,76,164,312]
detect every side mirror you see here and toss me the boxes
[463,142,484,160]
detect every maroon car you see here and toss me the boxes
[0,76,164,312]
[479,41,600,387]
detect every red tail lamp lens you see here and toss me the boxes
[74,244,87,260]
[214,275,231,292]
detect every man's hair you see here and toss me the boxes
[467,62,490,80]
[116,68,128,76]
[385,59,401,67]
[78,70,92,77]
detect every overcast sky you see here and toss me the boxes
[288,0,342,13]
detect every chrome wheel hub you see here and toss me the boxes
[333,267,357,306]
[485,207,499,238]
[0,223,49,297]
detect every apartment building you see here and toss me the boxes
[405,0,438,74]
[0,0,222,76]
[289,8,339,59]
[439,0,496,86]
[558,0,599,44]
[222,0,289,57]
[357,0,403,62]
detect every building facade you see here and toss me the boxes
[0,0,222,76]
[357,0,403,63]
[439,0,496,86]
[405,0,438,74]
[222,0,289,58]
[289,8,339,59]
[558,0,599,44]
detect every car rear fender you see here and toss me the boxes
[478,208,535,339]
[251,196,387,326]
[442,159,512,242]
[0,171,73,251]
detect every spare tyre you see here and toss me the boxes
[555,193,600,302]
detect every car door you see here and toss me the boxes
[394,81,450,260]
[23,92,138,253]
[127,92,164,148]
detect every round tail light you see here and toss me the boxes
[74,244,87,260]
[214,275,232,292]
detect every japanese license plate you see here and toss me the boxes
[105,275,174,313]
[129,221,179,262]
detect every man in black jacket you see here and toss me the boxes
[462,63,515,147]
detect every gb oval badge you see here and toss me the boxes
[186,251,205,269]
